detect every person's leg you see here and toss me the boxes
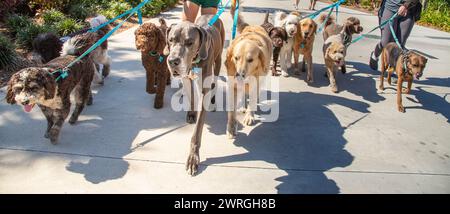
[182,0,200,22]
[397,15,415,48]
[370,9,396,70]
[200,0,219,15]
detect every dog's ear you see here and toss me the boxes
[197,26,211,60]
[40,68,56,100]
[163,24,174,55]
[258,48,267,72]
[156,28,166,53]
[225,46,236,76]
[5,74,18,104]
[312,21,318,36]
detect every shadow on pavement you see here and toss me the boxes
[202,91,370,193]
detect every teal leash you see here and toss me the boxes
[231,0,239,40]
[55,0,152,82]
[208,0,231,26]
[350,12,398,45]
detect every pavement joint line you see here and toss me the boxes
[2,147,450,177]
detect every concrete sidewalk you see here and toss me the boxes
[0,0,449,193]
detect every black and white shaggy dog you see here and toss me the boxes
[5,33,97,145]
[30,15,111,84]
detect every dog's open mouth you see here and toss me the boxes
[334,59,344,67]
[23,103,35,113]
[415,72,422,80]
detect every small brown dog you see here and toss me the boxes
[379,42,428,112]
[135,19,169,109]
[261,12,287,76]
[5,33,96,144]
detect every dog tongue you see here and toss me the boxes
[24,104,34,113]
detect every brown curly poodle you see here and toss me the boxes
[135,18,169,109]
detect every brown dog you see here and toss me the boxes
[379,42,428,112]
[5,33,96,144]
[261,12,287,76]
[293,17,317,82]
[135,19,169,109]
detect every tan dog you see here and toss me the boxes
[293,16,317,83]
[379,42,427,112]
[322,37,346,93]
[225,0,272,138]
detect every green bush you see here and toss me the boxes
[419,0,450,32]
[55,18,85,36]
[42,9,66,25]
[68,3,94,20]
[16,23,56,50]
[5,14,31,35]
[0,33,17,70]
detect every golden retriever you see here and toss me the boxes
[225,0,272,139]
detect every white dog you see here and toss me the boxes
[274,11,300,77]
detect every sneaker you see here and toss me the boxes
[391,73,398,84]
[369,51,378,71]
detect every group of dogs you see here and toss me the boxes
[4,0,428,175]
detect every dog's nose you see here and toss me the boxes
[168,57,180,67]
[235,73,245,78]
[21,100,29,105]
[289,30,295,35]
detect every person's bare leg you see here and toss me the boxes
[182,1,200,22]
[293,0,300,9]
[201,7,218,16]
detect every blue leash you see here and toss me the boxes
[350,12,398,45]
[317,6,335,33]
[208,0,231,26]
[305,0,345,20]
[55,0,152,81]
[232,0,239,39]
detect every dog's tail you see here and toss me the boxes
[231,0,249,33]
[159,18,167,27]
[274,11,287,27]
[263,11,269,25]
[61,33,97,57]
[319,14,335,28]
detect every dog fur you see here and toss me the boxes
[225,0,272,137]
[379,42,428,112]
[5,33,96,145]
[135,19,169,109]
[322,34,346,93]
[293,16,317,82]
[321,14,363,74]
[30,33,62,64]
[165,11,225,175]
[261,12,287,76]
[274,11,300,77]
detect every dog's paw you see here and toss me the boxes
[243,113,255,126]
[398,105,405,113]
[154,101,163,109]
[146,88,156,94]
[186,152,200,176]
[402,88,410,94]
[208,103,217,112]
[69,117,77,125]
[330,85,338,93]
[87,96,93,106]
[307,75,314,83]
[186,112,197,124]
[226,122,237,139]
[44,132,50,139]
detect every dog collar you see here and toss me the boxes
[300,42,306,49]
[401,51,413,77]
[149,51,165,63]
